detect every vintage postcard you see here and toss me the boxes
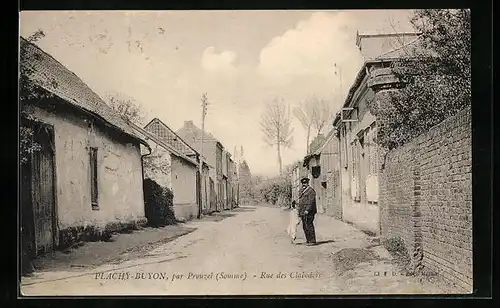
[18,9,472,296]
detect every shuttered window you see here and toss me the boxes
[366,125,378,175]
[351,141,356,178]
[90,147,99,209]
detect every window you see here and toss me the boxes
[90,147,99,209]
[351,141,357,178]
[366,124,378,175]
[365,128,372,175]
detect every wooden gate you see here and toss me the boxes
[29,122,57,256]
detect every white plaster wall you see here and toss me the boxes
[366,175,379,202]
[171,156,198,221]
[342,200,380,235]
[33,106,146,231]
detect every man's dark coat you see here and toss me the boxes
[297,185,317,217]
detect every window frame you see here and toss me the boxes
[90,147,99,210]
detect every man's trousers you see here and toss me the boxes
[301,214,316,243]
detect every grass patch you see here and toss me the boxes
[331,248,380,275]
[382,236,413,275]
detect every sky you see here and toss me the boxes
[20,10,415,177]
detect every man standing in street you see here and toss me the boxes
[297,177,317,246]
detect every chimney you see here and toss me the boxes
[184,120,194,128]
[355,31,420,61]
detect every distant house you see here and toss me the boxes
[129,121,210,222]
[20,37,149,258]
[222,150,232,210]
[176,121,226,213]
[303,128,341,219]
[142,118,211,221]
[290,162,309,203]
[228,157,238,208]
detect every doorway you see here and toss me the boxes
[21,119,58,258]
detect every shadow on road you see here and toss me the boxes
[315,240,336,246]
[231,206,256,212]
[294,239,336,246]
[198,212,236,222]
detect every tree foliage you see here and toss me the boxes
[105,92,145,125]
[260,96,294,175]
[254,176,292,206]
[369,9,471,150]
[20,30,53,165]
[238,159,254,203]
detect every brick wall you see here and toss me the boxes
[379,142,418,256]
[380,107,472,292]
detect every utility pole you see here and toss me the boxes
[334,63,343,102]
[199,93,209,218]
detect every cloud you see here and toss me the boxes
[201,46,237,72]
[256,12,364,99]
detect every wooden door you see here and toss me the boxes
[209,178,216,212]
[31,123,57,256]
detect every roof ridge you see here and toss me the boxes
[19,37,147,145]
[145,118,199,155]
[129,121,198,166]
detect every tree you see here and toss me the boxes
[294,97,333,153]
[311,99,333,138]
[260,97,294,176]
[105,92,145,125]
[369,9,471,150]
[238,159,253,203]
[293,99,316,153]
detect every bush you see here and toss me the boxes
[382,236,412,273]
[255,177,292,206]
[143,178,176,226]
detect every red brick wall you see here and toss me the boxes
[380,107,472,291]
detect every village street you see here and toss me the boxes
[21,205,446,296]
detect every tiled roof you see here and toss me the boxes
[311,128,336,156]
[20,37,146,144]
[175,123,222,150]
[144,118,197,156]
[129,121,198,167]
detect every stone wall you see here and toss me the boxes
[380,107,472,292]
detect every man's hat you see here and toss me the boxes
[300,177,310,184]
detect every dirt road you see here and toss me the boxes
[21,205,445,296]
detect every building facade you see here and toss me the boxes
[176,121,228,213]
[332,31,420,235]
[303,129,342,219]
[20,37,148,258]
[130,122,209,222]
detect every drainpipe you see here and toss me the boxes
[336,126,344,221]
[140,141,152,224]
